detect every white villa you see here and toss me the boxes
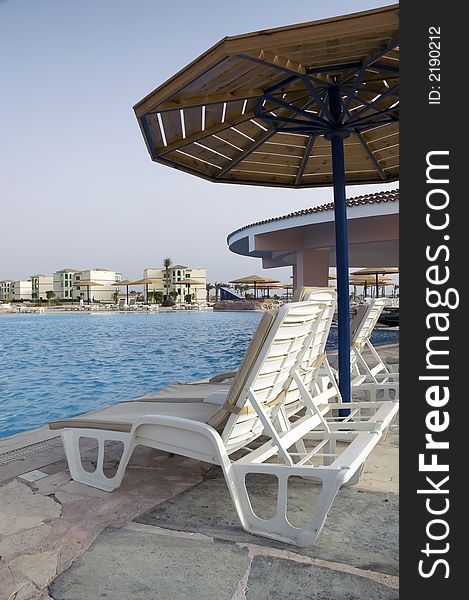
[73,269,121,303]
[53,268,81,300]
[12,280,33,301]
[143,265,206,303]
[0,280,14,301]
[30,274,54,301]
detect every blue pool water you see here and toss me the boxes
[0,312,398,438]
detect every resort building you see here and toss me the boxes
[0,280,14,301]
[72,269,122,303]
[12,280,33,301]
[30,274,54,301]
[53,268,81,300]
[227,189,399,291]
[143,265,206,302]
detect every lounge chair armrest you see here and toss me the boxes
[208,371,237,383]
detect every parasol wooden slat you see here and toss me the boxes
[366,138,398,154]
[180,143,230,168]
[204,103,225,131]
[160,110,183,147]
[144,114,164,149]
[182,106,202,138]
[233,161,299,175]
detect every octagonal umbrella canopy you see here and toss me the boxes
[134,4,399,404]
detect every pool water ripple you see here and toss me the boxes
[0,311,398,438]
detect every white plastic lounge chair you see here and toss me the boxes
[295,289,398,401]
[126,297,138,310]
[117,298,127,310]
[350,299,399,378]
[50,298,398,546]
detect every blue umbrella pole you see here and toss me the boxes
[330,134,352,409]
[326,86,351,411]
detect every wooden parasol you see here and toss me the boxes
[134,5,399,404]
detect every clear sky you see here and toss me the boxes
[0,0,397,284]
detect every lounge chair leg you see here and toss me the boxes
[293,439,308,462]
[62,429,135,492]
[323,437,336,466]
[226,464,342,547]
[344,461,365,486]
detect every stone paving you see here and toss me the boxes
[0,345,398,600]
[0,443,209,600]
[135,464,399,575]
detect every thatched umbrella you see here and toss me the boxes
[177,277,205,304]
[279,283,294,300]
[350,275,394,298]
[73,281,103,304]
[134,5,399,404]
[132,278,164,303]
[229,275,280,299]
[113,279,135,305]
[351,267,399,297]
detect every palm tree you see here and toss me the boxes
[206,282,214,302]
[240,284,250,297]
[214,282,230,301]
[163,257,172,301]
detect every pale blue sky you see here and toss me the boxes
[0,0,397,283]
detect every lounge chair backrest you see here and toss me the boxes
[206,310,278,432]
[351,298,387,351]
[292,285,330,303]
[291,288,336,392]
[209,300,334,452]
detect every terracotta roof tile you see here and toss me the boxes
[228,189,399,240]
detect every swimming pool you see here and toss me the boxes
[0,312,398,438]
